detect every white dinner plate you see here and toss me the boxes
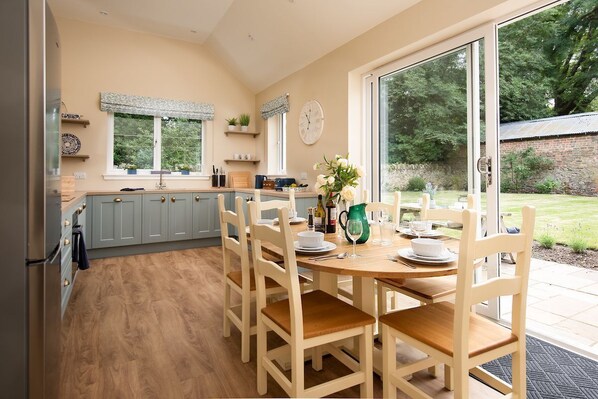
[397,248,457,265]
[294,241,337,254]
[397,228,443,238]
[273,217,307,225]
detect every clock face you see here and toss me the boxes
[298,100,324,145]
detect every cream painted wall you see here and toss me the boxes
[254,0,540,194]
[58,18,256,191]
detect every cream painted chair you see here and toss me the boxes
[254,188,296,219]
[380,206,535,399]
[218,195,308,363]
[248,202,375,398]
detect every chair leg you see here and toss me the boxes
[291,343,305,397]
[241,288,250,363]
[454,362,469,399]
[382,325,395,399]
[223,282,231,337]
[360,325,374,399]
[444,364,454,390]
[312,346,323,371]
[512,345,526,397]
[377,285,386,344]
[256,316,268,395]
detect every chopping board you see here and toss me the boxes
[228,171,252,188]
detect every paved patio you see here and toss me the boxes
[501,258,598,359]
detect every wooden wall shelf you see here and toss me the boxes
[62,154,90,162]
[224,159,260,164]
[224,130,260,137]
[62,118,90,128]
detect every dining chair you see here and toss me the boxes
[248,202,375,398]
[254,188,296,218]
[380,206,535,398]
[218,194,308,363]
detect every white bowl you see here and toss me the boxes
[297,231,324,248]
[411,238,444,257]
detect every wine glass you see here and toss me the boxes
[410,220,428,239]
[346,219,363,258]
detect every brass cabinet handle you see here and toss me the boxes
[161,196,166,203]
[195,195,200,201]
[114,198,122,203]
[64,219,70,227]
[82,203,86,210]
[64,238,70,245]
[171,196,176,203]
[77,207,83,214]
[63,278,70,287]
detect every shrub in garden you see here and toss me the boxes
[500,147,553,193]
[535,177,561,194]
[538,233,556,249]
[406,176,426,191]
[569,238,588,253]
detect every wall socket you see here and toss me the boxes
[300,172,307,180]
[73,172,86,179]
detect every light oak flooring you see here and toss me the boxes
[60,247,502,398]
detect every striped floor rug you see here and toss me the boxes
[478,335,598,398]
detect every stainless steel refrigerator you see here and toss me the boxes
[0,1,62,398]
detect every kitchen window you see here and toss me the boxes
[109,112,204,174]
[267,112,286,175]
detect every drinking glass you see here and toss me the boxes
[346,219,363,258]
[410,220,429,239]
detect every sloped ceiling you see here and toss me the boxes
[48,0,421,92]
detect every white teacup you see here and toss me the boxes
[297,231,324,248]
[411,238,444,257]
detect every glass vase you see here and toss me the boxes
[337,199,350,239]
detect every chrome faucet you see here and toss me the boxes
[153,170,170,190]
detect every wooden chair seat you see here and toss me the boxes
[377,276,456,302]
[380,302,517,358]
[262,290,375,339]
[227,269,307,291]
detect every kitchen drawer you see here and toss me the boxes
[60,270,73,318]
[61,244,72,278]
[62,216,72,237]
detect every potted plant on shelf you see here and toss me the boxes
[239,113,250,132]
[177,164,192,175]
[121,163,138,175]
[226,117,238,131]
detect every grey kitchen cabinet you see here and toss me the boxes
[142,194,169,243]
[192,192,231,239]
[169,193,193,241]
[91,194,142,248]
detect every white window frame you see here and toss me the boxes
[106,112,206,177]
[267,112,287,175]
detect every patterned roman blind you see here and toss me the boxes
[100,92,215,120]
[260,94,289,119]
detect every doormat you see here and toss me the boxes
[477,335,598,398]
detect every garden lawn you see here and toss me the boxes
[386,191,598,249]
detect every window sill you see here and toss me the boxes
[103,173,210,181]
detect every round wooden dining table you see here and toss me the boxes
[259,223,461,320]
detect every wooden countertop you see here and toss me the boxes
[61,191,87,213]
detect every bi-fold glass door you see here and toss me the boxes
[365,26,501,319]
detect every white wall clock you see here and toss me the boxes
[298,100,324,145]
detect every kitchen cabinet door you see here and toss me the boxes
[193,192,231,239]
[91,195,142,248]
[142,194,169,243]
[168,193,192,241]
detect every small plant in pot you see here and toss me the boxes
[226,117,238,131]
[423,182,437,207]
[120,163,138,175]
[177,164,192,175]
[239,113,250,132]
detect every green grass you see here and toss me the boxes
[383,190,598,249]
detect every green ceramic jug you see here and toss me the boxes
[338,203,370,244]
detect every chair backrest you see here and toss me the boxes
[421,193,475,224]
[365,191,401,223]
[254,189,296,216]
[248,202,304,339]
[453,206,535,357]
[218,195,251,287]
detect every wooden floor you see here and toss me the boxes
[60,247,502,398]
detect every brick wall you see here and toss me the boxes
[501,134,598,196]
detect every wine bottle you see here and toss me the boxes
[325,198,337,234]
[314,195,326,233]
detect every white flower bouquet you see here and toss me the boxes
[313,154,364,203]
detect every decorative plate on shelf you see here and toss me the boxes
[61,133,81,155]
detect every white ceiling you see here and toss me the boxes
[48,0,421,92]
